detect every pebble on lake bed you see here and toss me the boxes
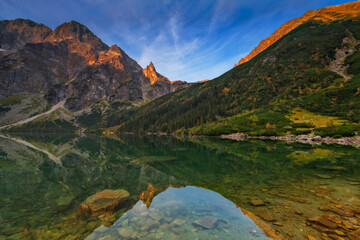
[194,216,219,229]
[250,199,265,206]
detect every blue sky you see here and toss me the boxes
[0,0,354,82]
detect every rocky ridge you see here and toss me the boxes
[235,1,360,67]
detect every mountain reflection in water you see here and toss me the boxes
[0,134,359,239]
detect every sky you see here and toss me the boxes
[0,0,355,82]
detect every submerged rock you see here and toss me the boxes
[79,189,130,217]
[171,218,186,226]
[349,229,360,240]
[194,216,219,229]
[316,174,333,179]
[258,209,276,222]
[149,212,162,221]
[307,216,338,229]
[140,218,159,231]
[250,199,265,206]
[117,227,134,238]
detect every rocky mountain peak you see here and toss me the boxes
[235,1,360,67]
[46,20,107,51]
[148,61,155,69]
[109,44,122,54]
[143,62,170,85]
[0,18,52,50]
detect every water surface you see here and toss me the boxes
[0,134,359,239]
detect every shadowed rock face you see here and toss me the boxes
[0,19,190,110]
[235,1,360,67]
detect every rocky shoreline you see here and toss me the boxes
[220,133,360,147]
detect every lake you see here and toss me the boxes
[0,134,359,239]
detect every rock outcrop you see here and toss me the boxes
[235,1,360,67]
[142,62,191,99]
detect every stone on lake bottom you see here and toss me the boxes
[328,234,345,240]
[141,218,159,231]
[79,189,129,217]
[149,212,162,221]
[325,215,342,224]
[334,230,345,236]
[258,209,276,222]
[342,220,357,230]
[194,216,219,229]
[250,199,265,206]
[307,217,338,229]
[171,227,184,235]
[348,229,360,240]
[171,218,186,226]
[273,222,283,226]
[316,174,333,179]
[117,227,133,238]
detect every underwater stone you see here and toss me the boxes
[334,230,345,236]
[349,229,360,240]
[307,217,338,229]
[325,215,342,224]
[250,199,265,206]
[117,227,133,238]
[149,212,162,221]
[257,209,276,222]
[342,220,357,230]
[98,235,115,240]
[316,174,333,179]
[141,218,159,231]
[79,189,130,217]
[330,207,354,217]
[171,218,186,226]
[93,225,109,234]
[328,234,345,240]
[194,216,219,229]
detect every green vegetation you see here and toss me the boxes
[95,19,360,138]
[187,110,292,136]
[0,94,24,106]
[0,94,50,127]
[6,119,77,133]
[76,110,102,128]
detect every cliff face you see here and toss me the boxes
[235,1,360,67]
[0,19,190,111]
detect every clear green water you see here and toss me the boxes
[0,134,359,239]
[89,187,269,240]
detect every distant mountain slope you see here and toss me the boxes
[0,19,190,127]
[105,11,360,137]
[235,0,360,67]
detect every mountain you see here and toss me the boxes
[235,1,360,66]
[142,62,191,99]
[103,1,360,138]
[0,19,190,127]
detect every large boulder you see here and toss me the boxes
[79,189,130,217]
